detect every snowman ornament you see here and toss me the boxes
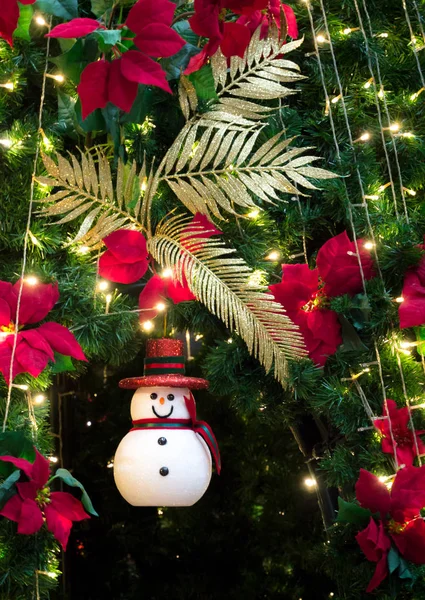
[114,338,221,507]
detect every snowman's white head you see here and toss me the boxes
[130,386,192,421]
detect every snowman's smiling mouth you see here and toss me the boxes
[152,405,174,419]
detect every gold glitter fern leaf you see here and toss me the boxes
[148,214,307,382]
[36,149,153,248]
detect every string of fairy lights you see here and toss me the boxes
[301,0,425,490]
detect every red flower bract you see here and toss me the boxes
[237,0,298,40]
[69,0,185,118]
[0,0,36,47]
[374,399,425,467]
[316,231,375,297]
[98,229,149,284]
[354,466,425,591]
[0,450,89,550]
[399,253,425,329]
[269,264,342,366]
[185,0,268,74]
[0,279,86,383]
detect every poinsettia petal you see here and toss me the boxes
[0,455,33,478]
[134,23,185,58]
[50,492,90,522]
[47,18,100,38]
[399,264,425,328]
[0,299,11,327]
[0,493,23,521]
[103,229,148,262]
[188,0,221,39]
[0,0,20,47]
[226,0,268,15]
[392,518,425,564]
[317,232,375,297]
[126,0,176,33]
[108,58,139,113]
[14,339,49,379]
[220,22,251,59]
[30,449,50,488]
[77,60,110,120]
[138,275,167,321]
[184,44,217,75]
[44,504,73,550]
[283,4,298,38]
[181,213,223,243]
[37,322,87,362]
[7,280,59,325]
[17,498,43,535]
[98,251,149,284]
[120,50,171,94]
[355,469,391,516]
[391,464,425,513]
[165,276,196,303]
[17,482,38,500]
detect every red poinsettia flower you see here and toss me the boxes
[269,264,342,366]
[98,229,149,284]
[0,279,86,382]
[138,213,222,320]
[0,450,89,550]
[269,232,375,365]
[399,243,425,328]
[374,399,425,467]
[0,0,36,46]
[185,0,268,74]
[48,0,185,118]
[316,231,375,297]
[355,466,425,592]
[237,0,298,40]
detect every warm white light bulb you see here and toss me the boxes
[304,477,317,488]
[155,302,166,312]
[97,280,109,291]
[364,241,375,250]
[396,296,404,303]
[316,34,326,43]
[266,251,280,261]
[49,456,58,463]
[360,132,370,141]
[105,293,112,303]
[364,81,372,89]
[343,28,352,34]
[378,32,388,38]
[142,320,154,331]
[34,394,45,404]
[53,74,65,83]
[78,245,90,254]
[161,268,173,278]
[0,138,12,148]
[86,421,92,427]
[25,276,39,286]
[0,82,14,91]
[389,123,400,132]
[248,208,260,219]
[35,15,47,26]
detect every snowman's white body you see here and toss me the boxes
[113,386,212,506]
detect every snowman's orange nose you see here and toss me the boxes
[159,397,165,405]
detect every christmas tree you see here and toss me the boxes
[1,0,425,597]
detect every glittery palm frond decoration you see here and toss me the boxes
[36,150,153,248]
[148,215,306,383]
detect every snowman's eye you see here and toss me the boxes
[150,393,158,399]
[167,394,175,401]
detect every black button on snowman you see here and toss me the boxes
[114,338,221,507]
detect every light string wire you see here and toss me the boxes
[2,21,52,433]
[317,0,383,279]
[401,0,425,87]
[411,0,425,45]
[354,0,409,221]
[306,0,410,467]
